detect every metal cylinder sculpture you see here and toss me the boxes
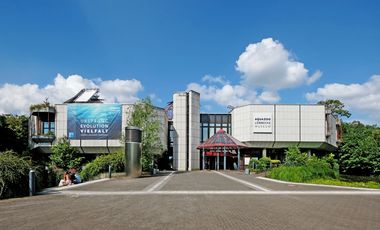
[29,170,36,196]
[125,126,142,177]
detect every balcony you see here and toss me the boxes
[31,134,56,143]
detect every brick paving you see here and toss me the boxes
[0,170,379,230]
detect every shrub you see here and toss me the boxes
[284,146,308,166]
[268,155,339,182]
[270,159,281,167]
[0,150,30,199]
[250,157,272,173]
[81,151,125,181]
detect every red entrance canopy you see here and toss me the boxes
[204,151,234,157]
[197,129,247,150]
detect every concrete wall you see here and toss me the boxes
[172,92,187,170]
[231,104,337,150]
[188,91,200,170]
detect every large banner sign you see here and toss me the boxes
[253,113,273,133]
[67,104,122,140]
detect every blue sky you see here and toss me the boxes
[0,0,379,124]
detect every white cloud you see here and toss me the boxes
[148,93,162,103]
[187,38,320,108]
[100,78,143,103]
[306,75,380,123]
[0,74,143,114]
[202,75,229,85]
[236,38,321,89]
[186,81,279,108]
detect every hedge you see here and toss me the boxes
[268,156,339,182]
[80,151,125,181]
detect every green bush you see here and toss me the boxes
[250,157,272,173]
[81,151,125,181]
[268,157,339,182]
[0,151,30,199]
[284,146,308,166]
[270,159,281,166]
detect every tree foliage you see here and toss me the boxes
[50,137,83,170]
[338,121,380,176]
[318,99,351,118]
[0,114,29,155]
[0,150,30,199]
[128,98,163,171]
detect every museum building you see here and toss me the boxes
[29,89,342,171]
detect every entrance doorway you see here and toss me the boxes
[204,155,236,170]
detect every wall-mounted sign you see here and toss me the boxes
[253,113,272,133]
[67,104,122,140]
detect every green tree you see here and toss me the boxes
[317,99,351,118]
[0,150,30,199]
[338,122,380,176]
[50,137,83,170]
[0,114,29,155]
[128,98,163,171]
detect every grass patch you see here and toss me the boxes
[307,178,380,189]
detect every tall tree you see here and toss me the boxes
[338,121,380,176]
[0,114,29,155]
[317,99,351,118]
[128,98,163,171]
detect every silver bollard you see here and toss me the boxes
[125,126,142,177]
[29,170,35,196]
[108,165,112,179]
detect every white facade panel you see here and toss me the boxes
[276,105,300,142]
[231,104,337,150]
[300,105,326,142]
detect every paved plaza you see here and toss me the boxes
[1,171,380,230]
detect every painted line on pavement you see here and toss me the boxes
[55,190,380,196]
[40,178,110,194]
[257,177,379,191]
[213,171,271,191]
[143,171,175,192]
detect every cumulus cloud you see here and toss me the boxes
[187,38,320,108]
[202,75,229,85]
[306,75,380,123]
[100,78,142,103]
[0,74,143,114]
[236,38,321,89]
[186,80,278,107]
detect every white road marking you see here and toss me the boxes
[40,178,110,194]
[55,190,380,196]
[257,176,379,191]
[143,171,175,192]
[213,171,271,191]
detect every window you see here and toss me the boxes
[202,127,209,142]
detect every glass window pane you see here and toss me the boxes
[216,115,222,123]
[209,128,215,137]
[222,115,228,123]
[202,127,208,141]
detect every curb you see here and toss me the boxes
[257,177,379,191]
[40,178,110,194]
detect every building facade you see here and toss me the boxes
[29,89,341,171]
